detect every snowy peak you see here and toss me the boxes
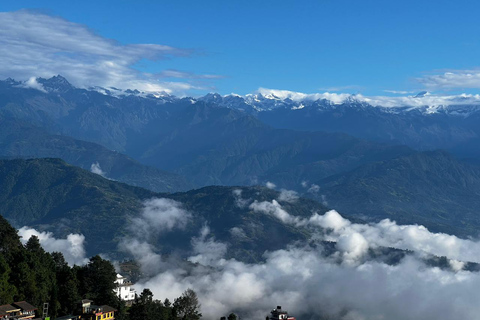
[88,85,175,101]
[209,88,480,117]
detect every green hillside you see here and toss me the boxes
[0,115,193,192]
[0,158,328,261]
[317,150,480,237]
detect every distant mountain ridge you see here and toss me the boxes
[0,76,415,188]
[4,76,480,157]
[0,114,193,192]
[198,90,480,157]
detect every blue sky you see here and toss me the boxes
[1,0,480,96]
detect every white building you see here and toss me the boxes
[114,274,136,302]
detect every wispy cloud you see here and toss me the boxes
[158,69,225,79]
[416,69,480,90]
[384,89,415,94]
[0,10,219,94]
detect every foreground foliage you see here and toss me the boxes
[0,215,201,320]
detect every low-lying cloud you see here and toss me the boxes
[121,191,480,320]
[18,227,88,265]
[119,198,192,275]
[90,162,106,177]
[130,198,191,239]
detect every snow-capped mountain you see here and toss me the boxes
[3,76,480,159]
[12,75,480,116]
[199,88,480,117]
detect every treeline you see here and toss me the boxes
[0,215,202,320]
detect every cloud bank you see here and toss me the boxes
[123,192,480,320]
[0,10,219,95]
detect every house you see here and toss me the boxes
[114,274,135,303]
[0,304,21,319]
[0,302,38,320]
[12,302,37,320]
[77,300,116,320]
[268,306,296,320]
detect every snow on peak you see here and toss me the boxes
[255,88,353,104]
[89,85,172,100]
[248,88,480,112]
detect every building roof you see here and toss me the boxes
[0,304,20,316]
[13,301,37,311]
[99,306,117,313]
[80,299,94,304]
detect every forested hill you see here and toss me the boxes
[0,215,202,320]
[0,115,193,192]
[0,158,329,260]
[315,150,480,237]
[0,213,121,318]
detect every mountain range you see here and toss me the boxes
[0,158,329,261]
[2,75,480,243]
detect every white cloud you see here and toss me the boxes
[90,162,106,177]
[130,198,191,239]
[249,200,305,227]
[118,238,163,276]
[384,89,415,94]
[20,77,47,92]
[18,227,88,265]
[417,70,480,90]
[121,195,480,320]
[229,227,247,239]
[119,198,192,275]
[188,225,228,265]
[232,189,251,208]
[0,10,218,95]
[136,234,480,320]
[277,189,299,203]
[159,69,224,79]
[265,181,276,189]
[308,184,320,193]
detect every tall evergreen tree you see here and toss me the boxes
[129,289,173,320]
[173,289,202,320]
[78,255,118,305]
[52,252,81,316]
[0,254,16,304]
